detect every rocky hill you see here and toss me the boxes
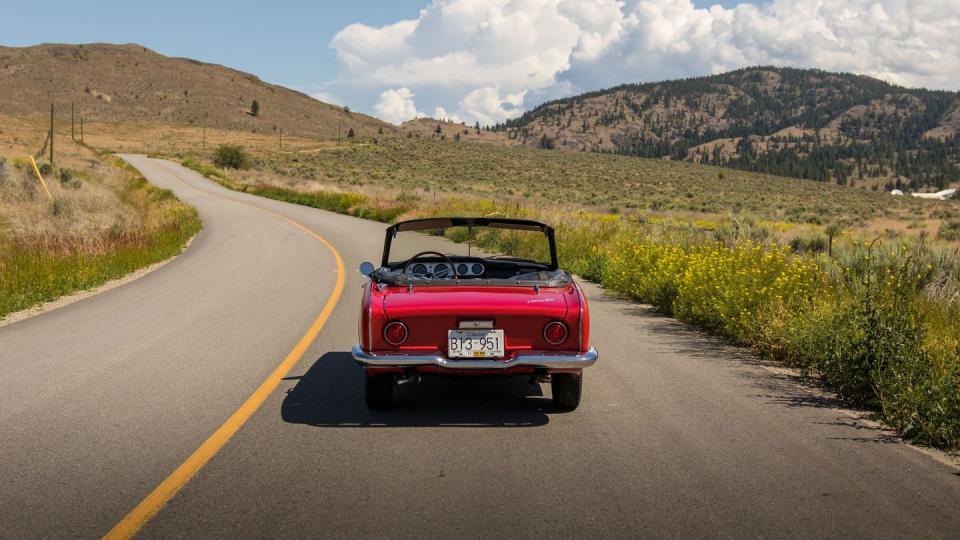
[0,43,391,138]
[496,67,960,190]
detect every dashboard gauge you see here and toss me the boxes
[457,263,469,275]
[433,264,451,278]
[472,263,484,275]
[411,263,428,276]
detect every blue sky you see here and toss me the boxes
[1,1,953,124]
[0,0,425,90]
[0,0,753,91]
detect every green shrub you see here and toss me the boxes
[789,233,828,254]
[937,220,960,242]
[818,279,925,405]
[108,223,124,239]
[50,198,69,217]
[212,145,249,169]
[878,339,960,446]
[58,168,82,189]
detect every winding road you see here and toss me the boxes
[1,156,959,538]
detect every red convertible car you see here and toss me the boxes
[352,217,597,410]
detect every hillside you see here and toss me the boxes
[495,67,960,191]
[212,136,947,238]
[400,117,508,144]
[0,43,391,138]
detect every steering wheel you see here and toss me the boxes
[403,251,459,279]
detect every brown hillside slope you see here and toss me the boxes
[400,117,510,144]
[0,43,392,138]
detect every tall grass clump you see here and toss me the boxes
[244,185,408,223]
[182,157,238,188]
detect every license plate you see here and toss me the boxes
[447,329,505,358]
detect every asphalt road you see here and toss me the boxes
[1,156,958,539]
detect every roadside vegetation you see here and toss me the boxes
[0,116,200,319]
[174,138,960,449]
[165,135,955,241]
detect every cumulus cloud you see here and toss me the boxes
[326,0,960,125]
[433,106,462,124]
[460,87,527,125]
[373,87,423,124]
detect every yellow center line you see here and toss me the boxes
[103,158,346,540]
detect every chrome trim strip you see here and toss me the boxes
[352,345,598,370]
[366,284,373,351]
[573,281,584,352]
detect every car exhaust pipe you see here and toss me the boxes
[396,371,421,385]
[529,369,551,385]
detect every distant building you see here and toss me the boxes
[890,188,956,200]
[910,189,957,200]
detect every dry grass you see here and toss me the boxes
[1,117,130,235]
[167,133,957,241]
[79,118,323,156]
[0,115,200,317]
[64,117,959,242]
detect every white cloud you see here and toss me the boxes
[433,106,462,124]
[327,0,960,125]
[373,87,423,124]
[460,87,526,125]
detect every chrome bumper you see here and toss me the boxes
[351,345,598,370]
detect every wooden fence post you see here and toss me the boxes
[49,104,54,166]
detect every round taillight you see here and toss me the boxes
[543,321,568,345]
[383,321,408,345]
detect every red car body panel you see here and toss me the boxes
[359,280,590,365]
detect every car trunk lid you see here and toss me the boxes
[381,285,570,354]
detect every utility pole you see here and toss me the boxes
[71,102,75,141]
[49,103,54,166]
[202,126,206,151]
[279,127,282,150]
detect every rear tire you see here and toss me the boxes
[552,373,582,411]
[365,372,394,410]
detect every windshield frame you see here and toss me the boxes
[381,217,558,270]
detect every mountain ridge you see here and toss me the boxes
[0,43,391,138]
[492,66,960,190]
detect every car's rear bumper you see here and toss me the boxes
[351,345,598,370]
